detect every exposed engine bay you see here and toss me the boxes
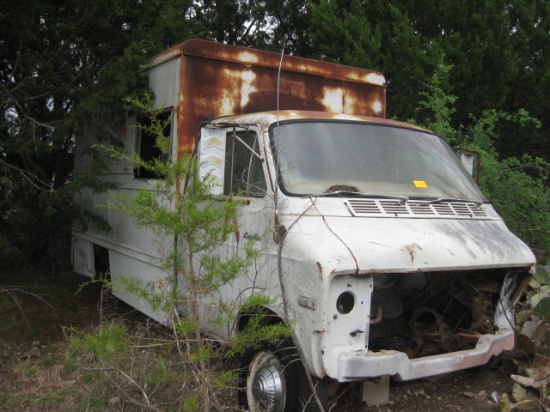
[369,270,525,358]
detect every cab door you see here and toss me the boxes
[197,125,278,338]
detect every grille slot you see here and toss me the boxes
[346,199,381,214]
[346,199,487,218]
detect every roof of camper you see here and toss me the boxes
[141,39,386,87]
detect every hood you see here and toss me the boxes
[280,214,536,275]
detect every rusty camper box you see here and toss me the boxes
[73,39,536,411]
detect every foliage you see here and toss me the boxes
[407,62,458,142]
[2,0,550,270]
[69,318,202,411]
[300,0,550,162]
[305,0,435,117]
[464,110,549,257]
[228,293,292,356]
[71,322,129,364]
[415,62,550,257]
[502,265,550,410]
[0,1,191,269]
[528,266,550,318]
[86,94,288,410]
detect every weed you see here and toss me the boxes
[74,93,289,411]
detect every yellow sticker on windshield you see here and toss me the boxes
[413,180,428,188]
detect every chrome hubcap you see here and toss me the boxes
[247,350,286,412]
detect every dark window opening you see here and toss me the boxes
[134,111,172,179]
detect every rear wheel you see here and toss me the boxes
[238,337,327,412]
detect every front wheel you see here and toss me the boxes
[238,337,327,412]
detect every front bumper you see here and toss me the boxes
[335,328,514,382]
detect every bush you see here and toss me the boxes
[413,63,550,260]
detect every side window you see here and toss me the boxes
[134,111,171,179]
[223,131,266,197]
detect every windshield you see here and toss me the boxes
[272,121,486,200]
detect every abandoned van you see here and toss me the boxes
[72,39,536,411]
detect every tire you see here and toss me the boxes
[238,337,327,412]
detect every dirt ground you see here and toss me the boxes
[0,269,536,411]
[346,369,512,411]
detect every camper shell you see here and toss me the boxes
[73,39,536,409]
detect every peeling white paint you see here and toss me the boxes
[372,101,383,114]
[221,94,235,115]
[322,88,344,113]
[365,72,386,86]
[237,51,260,64]
[240,70,257,107]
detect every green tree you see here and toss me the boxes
[3,0,549,268]
[85,95,289,410]
[417,63,550,258]
[0,0,194,268]
[305,0,438,119]
[0,0,312,269]
[399,0,550,158]
[301,0,550,161]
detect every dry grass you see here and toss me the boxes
[0,271,242,411]
[1,342,93,411]
[4,268,537,411]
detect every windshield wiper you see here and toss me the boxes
[423,197,484,207]
[304,191,410,203]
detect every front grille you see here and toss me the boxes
[346,199,487,218]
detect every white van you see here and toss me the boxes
[73,39,536,411]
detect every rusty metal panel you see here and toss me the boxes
[142,39,386,155]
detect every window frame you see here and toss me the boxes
[133,110,172,180]
[223,128,267,198]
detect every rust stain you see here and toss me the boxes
[316,261,323,274]
[232,212,240,244]
[141,39,386,157]
[362,269,392,275]
[177,39,386,86]
[209,110,429,131]
[316,261,323,281]
[405,243,423,264]
[224,210,240,244]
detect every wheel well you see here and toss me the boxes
[237,307,284,332]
